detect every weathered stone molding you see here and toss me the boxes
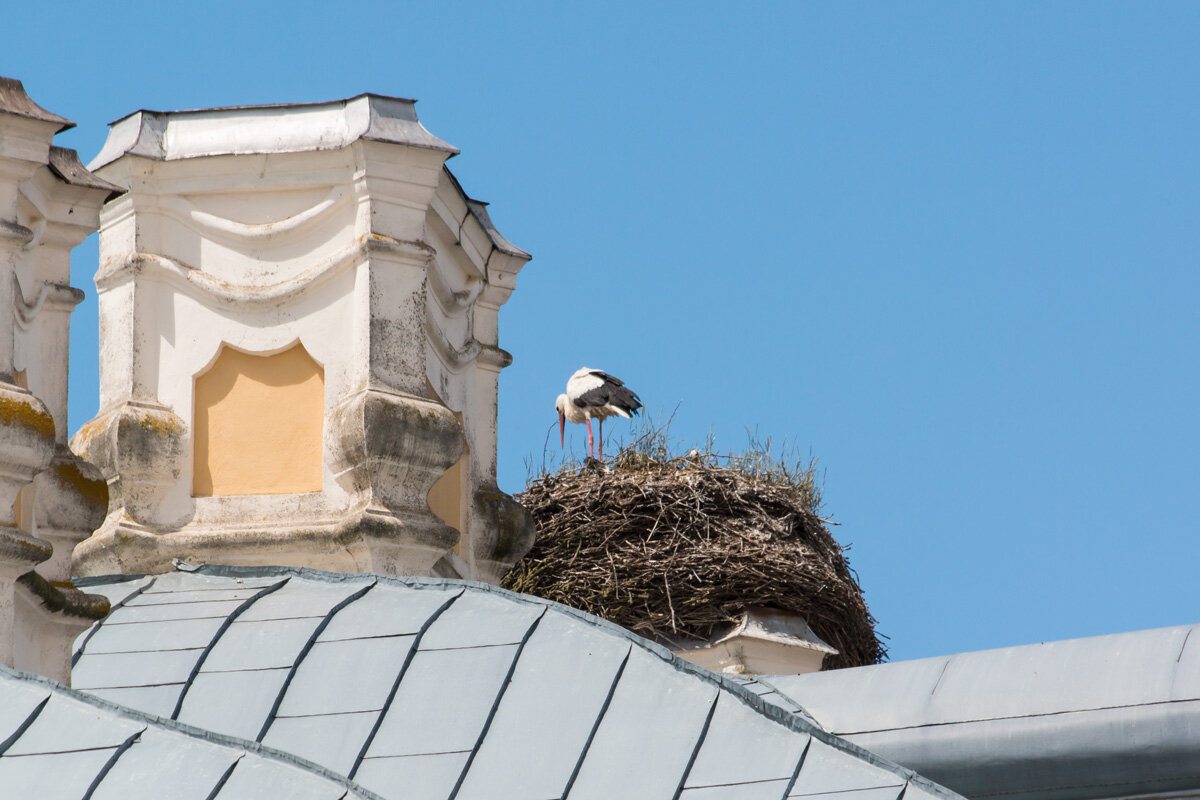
[31,446,108,581]
[13,573,107,684]
[467,485,536,585]
[158,185,351,244]
[0,76,113,683]
[72,400,190,532]
[0,382,57,528]
[12,275,83,331]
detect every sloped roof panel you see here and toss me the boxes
[417,588,542,649]
[0,747,117,800]
[0,666,381,800]
[265,711,378,777]
[451,611,632,799]
[88,729,239,800]
[5,692,143,756]
[683,693,809,792]
[315,581,453,640]
[765,623,1200,800]
[215,755,348,800]
[73,565,964,800]
[359,643,518,760]
[73,646,197,687]
[82,613,228,654]
[179,666,293,740]
[565,645,719,799]
[0,677,49,732]
[789,740,905,795]
[275,634,416,717]
[80,575,153,608]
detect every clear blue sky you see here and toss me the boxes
[9,2,1199,663]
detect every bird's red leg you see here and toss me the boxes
[598,418,604,460]
[586,418,594,458]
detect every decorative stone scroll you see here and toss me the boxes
[72,94,535,581]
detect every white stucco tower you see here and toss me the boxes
[72,94,535,583]
[0,78,113,683]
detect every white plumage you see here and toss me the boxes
[556,367,642,459]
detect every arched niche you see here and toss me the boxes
[193,342,325,497]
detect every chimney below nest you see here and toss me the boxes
[674,606,839,676]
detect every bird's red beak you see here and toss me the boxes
[559,411,565,448]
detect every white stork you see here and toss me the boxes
[556,367,643,460]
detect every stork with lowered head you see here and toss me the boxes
[556,368,643,460]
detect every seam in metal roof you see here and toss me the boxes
[763,623,1200,800]
[0,663,387,800]
[73,563,964,800]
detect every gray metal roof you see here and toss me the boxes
[0,663,383,800]
[763,624,1200,800]
[47,146,125,197]
[72,564,961,800]
[441,167,531,261]
[465,198,531,260]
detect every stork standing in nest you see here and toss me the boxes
[556,368,643,460]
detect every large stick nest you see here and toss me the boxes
[504,450,885,670]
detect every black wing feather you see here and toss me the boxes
[610,384,642,415]
[573,385,612,408]
[588,370,625,387]
[573,375,642,414]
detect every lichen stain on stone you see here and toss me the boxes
[73,413,107,444]
[136,412,182,435]
[0,395,55,440]
[52,459,108,509]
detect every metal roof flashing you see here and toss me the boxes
[442,166,532,262]
[88,93,458,171]
[46,146,124,200]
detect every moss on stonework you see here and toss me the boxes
[17,571,110,620]
[0,395,55,440]
[52,459,108,509]
[0,531,52,562]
